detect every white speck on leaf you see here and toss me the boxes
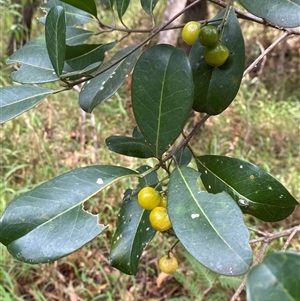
[239,165,243,169]
[96,178,104,184]
[100,86,104,90]
[268,186,272,190]
[191,213,200,219]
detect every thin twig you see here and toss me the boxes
[243,31,290,77]
[59,0,204,90]
[162,114,211,163]
[209,0,300,35]
[282,227,299,251]
[249,225,300,245]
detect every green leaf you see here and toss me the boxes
[45,6,66,77]
[59,0,98,18]
[141,0,159,16]
[246,252,300,301]
[196,155,298,222]
[168,166,253,276]
[41,0,94,26]
[0,166,138,263]
[79,45,141,113]
[7,44,59,84]
[106,135,154,158]
[132,44,194,158]
[239,0,300,28]
[60,62,102,81]
[66,27,94,46]
[174,147,193,166]
[116,0,130,22]
[65,42,115,71]
[189,8,245,115]
[0,86,53,124]
[109,189,156,275]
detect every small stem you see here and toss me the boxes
[243,31,290,77]
[162,114,211,163]
[249,225,300,245]
[169,239,180,252]
[208,0,300,35]
[65,0,204,87]
[218,0,233,35]
[282,227,299,251]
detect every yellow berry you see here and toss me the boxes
[159,253,178,274]
[149,206,171,232]
[182,21,201,46]
[137,187,161,210]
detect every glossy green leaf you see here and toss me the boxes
[79,45,140,113]
[0,165,138,263]
[7,43,59,84]
[168,166,253,276]
[59,0,98,18]
[41,0,94,26]
[45,6,66,77]
[246,252,300,301]
[65,42,115,71]
[132,44,194,158]
[106,135,154,158]
[66,27,94,46]
[239,0,300,28]
[116,0,130,22]
[196,155,298,222]
[189,8,245,115]
[0,86,53,124]
[141,0,159,16]
[109,189,156,275]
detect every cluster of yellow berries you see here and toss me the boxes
[137,186,171,232]
[181,21,229,67]
[137,186,178,273]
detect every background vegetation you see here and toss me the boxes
[1,0,299,300]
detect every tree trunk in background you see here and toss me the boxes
[6,0,40,55]
[158,0,187,46]
[158,0,208,51]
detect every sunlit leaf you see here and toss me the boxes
[189,8,245,115]
[79,45,140,113]
[239,0,300,28]
[0,86,53,124]
[132,44,194,158]
[168,166,253,276]
[59,0,98,18]
[247,252,300,301]
[0,166,138,263]
[45,6,66,76]
[196,155,298,222]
